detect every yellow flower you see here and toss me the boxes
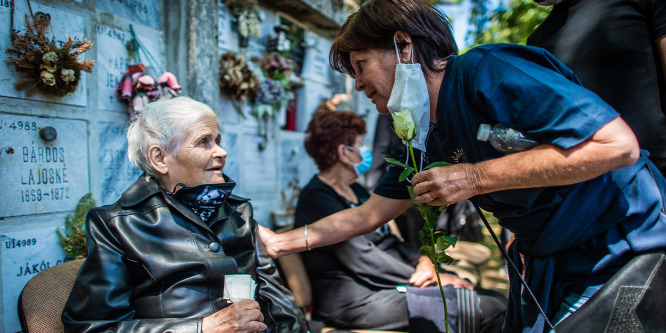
[61,69,76,83]
[391,108,416,141]
[41,51,58,73]
[40,70,56,86]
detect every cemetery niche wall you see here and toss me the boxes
[0,0,357,332]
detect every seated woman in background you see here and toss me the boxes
[294,109,506,332]
[62,97,307,332]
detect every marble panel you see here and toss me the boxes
[1,227,66,333]
[96,24,164,112]
[99,124,143,206]
[0,3,87,106]
[301,32,332,85]
[0,114,89,218]
[96,0,160,30]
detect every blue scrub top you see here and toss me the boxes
[374,44,666,332]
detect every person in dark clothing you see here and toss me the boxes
[62,97,307,332]
[259,1,666,332]
[295,109,505,332]
[527,0,666,177]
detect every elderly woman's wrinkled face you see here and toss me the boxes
[163,117,227,189]
[350,48,399,114]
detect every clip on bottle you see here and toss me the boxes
[477,123,538,154]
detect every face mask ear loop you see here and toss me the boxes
[393,38,402,63]
[409,44,414,64]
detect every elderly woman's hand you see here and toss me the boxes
[202,299,267,333]
[409,256,439,287]
[411,163,482,207]
[410,257,474,290]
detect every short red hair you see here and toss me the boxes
[304,110,367,171]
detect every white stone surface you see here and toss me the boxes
[278,131,314,207]
[99,124,143,205]
[220,131,241,186]
[96,0,161,30]
[217,2,239,53]
[1,227,66,333]
[242,134,277,198]
[0,114,89,218]
[0,3,87,106]
[295,81,332,132]
[301,31,332,85]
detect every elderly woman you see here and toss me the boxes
[294,110,505,332]
[62,97,307,332]
[260,0,666,332]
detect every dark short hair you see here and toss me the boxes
[305,110,367,171]
[330,0,457,79]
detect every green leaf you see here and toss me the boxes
[57,193,96,261]
[436,237,452,252]
[419,245,436,258]
[424,161,451,170]
[399,167,415,183]
[384,157,410,169]
[437,253,455,265]
[440,236,458,248]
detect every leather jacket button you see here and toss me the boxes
[209,242,221,252]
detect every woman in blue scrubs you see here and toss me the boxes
[259,0,666,331]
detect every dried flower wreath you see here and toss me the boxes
[6,12,94,97]
[219,52,260,106]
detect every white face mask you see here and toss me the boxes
[386,38,430,152]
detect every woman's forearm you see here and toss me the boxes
[411,117,640,206]
[266,195,412,258]
[472,117,639,194]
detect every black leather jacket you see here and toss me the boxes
[62,176,307,332]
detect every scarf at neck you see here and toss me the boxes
[171,179,236,223]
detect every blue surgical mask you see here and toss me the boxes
[346,146,373,176]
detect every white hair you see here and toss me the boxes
[127,97,219,179]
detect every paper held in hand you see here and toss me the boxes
[223,274,257,302]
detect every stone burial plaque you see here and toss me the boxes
[99,124,143,206]
[0,114,89,218]
[217,1,239,53]
[1,227,66,333]
[242,134,277,198]
[301,32,333,86]
[96,25,165,111]
[96,0,161,30]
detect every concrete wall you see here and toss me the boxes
[0,0,375,331]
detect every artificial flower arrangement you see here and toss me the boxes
[6,12,94,98]
[219,52,260,114]
[116,63,182,117]
[387,108,458,333]
[252,52,296,119]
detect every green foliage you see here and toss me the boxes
[467,0,551,48]
[57,193,96,261]
[388,144,457,332]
